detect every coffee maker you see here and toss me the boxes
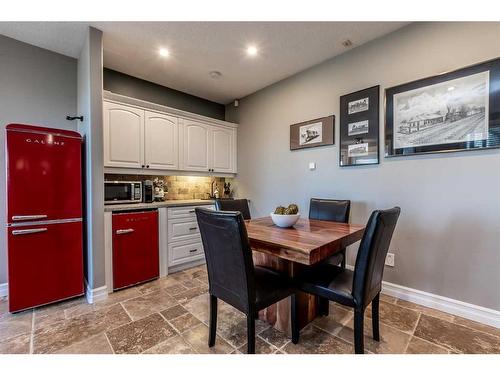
[142,180,154,203]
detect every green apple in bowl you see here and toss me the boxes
[270,204,300,228]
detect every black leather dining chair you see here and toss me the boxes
[309,198,351,316]
[309,198,351,268]
[215,198,251,220]
[292,207,401,354]
[195,207,297,354]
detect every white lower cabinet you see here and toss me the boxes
[168,241,204,267]
[167,205,214,269]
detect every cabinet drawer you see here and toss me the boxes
[167,205,214,219]
[168,218,200,243]
[168,241,204,266]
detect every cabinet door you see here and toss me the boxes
[103,101,144,168]
[211,126,235,173]
[145,111,179,170]
[182,120,211,172]
[112,211,159,290]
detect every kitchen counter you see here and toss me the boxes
[104,199,215,212]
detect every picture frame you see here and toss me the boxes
[340,85,380,166]
[290,115,335,150]
[385,57,500,157]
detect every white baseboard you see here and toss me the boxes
[381,281,500,329]
[0,283,7,297]
[1,281,110,306]
[345,264,500,329]
[85,281,108,304]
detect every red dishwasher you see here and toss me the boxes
[112,210,159,290]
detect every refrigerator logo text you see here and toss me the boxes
[25,138,65,146]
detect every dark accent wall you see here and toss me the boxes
[103,68,225,120]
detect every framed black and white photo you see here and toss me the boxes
[340,86,380,166]
[385,57,500,157]
[348,97,369,114]
[348,120,369,136]
[290,115,334,150]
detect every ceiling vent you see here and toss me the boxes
[342,39,353,48]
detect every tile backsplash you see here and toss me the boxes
[105,174,232,200]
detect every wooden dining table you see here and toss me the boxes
[245,217,365,335]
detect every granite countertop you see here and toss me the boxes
[104,199,215,212]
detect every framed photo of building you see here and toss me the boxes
[340,86,380,166]
[290,115,334,150]
[385,57,500,157]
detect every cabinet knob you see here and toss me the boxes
[146,165,150,168]
[141,165,145,168]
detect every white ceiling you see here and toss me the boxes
[0,22,409,104]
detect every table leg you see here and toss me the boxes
[252,251,319,336]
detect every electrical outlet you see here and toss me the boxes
[385,252,395,267]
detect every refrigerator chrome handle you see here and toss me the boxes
[12,214,48,221]
[12,228,48,235]
[116,229,134,235]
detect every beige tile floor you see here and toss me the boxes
[1,265,499,354]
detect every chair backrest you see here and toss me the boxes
[352,207,401,308]
[195,207,255,313]
[309,198,351,223]
[215,199,251,220]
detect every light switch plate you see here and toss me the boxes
[309,162,316,170]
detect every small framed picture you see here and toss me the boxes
[340,86,380,166]
[290,115,334,150]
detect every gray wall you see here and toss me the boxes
[103,68,225,120]
[0,34,77,285]
[77,27,105,290]
[226,22,500,310]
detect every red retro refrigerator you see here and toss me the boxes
[5,124,84,312]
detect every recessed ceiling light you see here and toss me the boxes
[246,45,258,56]
[209,70,222,79]
[159,48,169,57]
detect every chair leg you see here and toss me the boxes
[247,313,255,354]
[291,294,299,344]
[372,293,380,341]
[340,248,346,269]
[354,308,364,354]
[319,297,329,316]
[208,294,217,347]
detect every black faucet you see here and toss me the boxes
[206,179,217,199]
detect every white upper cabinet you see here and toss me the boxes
[145,111,179,170]
[103,98,237,174]
[181,120,211,172]
[211,127,235,173]
[103,102,144,168]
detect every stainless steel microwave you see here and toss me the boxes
[104,181,142,204]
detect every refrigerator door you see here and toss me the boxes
[6,124,82,223]
[112,210,159,290]
[7,220,84,312]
